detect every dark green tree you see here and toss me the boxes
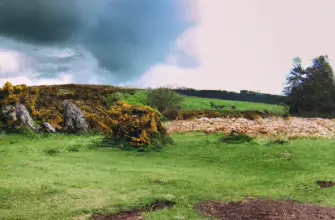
[147,86,184,113]
[284,55,335,115]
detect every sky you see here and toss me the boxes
[0,0,334,95]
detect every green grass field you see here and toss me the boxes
[1,132,334,219]
[123,91,286,115]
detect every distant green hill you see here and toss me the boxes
[123,91,287,116]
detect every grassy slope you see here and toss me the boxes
[123,91,286,115]
[1,132,334,220]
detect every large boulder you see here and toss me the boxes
[0,104,38,130]
[62,101,88,132]
[15,104,38,130]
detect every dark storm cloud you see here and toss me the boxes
[0,0,191,81]
[0,0,87,43]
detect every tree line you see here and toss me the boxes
[173,88,287,105]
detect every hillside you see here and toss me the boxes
[0,83,287,125]
[0,83,288,136]
[0,83,170,148]
[123,90,287,116]
[174,88,288,105]
[0,83,134,130]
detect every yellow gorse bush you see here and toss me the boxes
[0,82,167,148]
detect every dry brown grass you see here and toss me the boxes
[166,116,335,138]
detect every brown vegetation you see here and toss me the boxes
[166,116,335,138]
[169,109,273,121]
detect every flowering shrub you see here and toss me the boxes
[0,82,168,149]
[107,101,168,148]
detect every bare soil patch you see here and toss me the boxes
[317,181,335,188]
[195,198,335,220]
[91,200,175,220]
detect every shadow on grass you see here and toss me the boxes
[219,133,254,144]
[92,136,175,152]
[44,148,61,156]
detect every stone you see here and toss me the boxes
[62,101,88,132]
[41,122,56,133]
[1,104,38,130]
[15,104,38,130]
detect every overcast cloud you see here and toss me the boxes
[0,0,334,94]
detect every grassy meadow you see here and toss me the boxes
[1,131,334,219]
[123,90,286,115]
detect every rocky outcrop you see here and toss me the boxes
[0,104,38,130]
[15,104,38,130]
[62,101,88,132]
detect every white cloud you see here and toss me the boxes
[0,36,105,86]
[0,74,73,87]
[0,50,24,75]
[136,0,335,95]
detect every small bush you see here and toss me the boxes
[67,143,83,152]
[19,127,41,139]
[163,109,181,120]
[107,101,169,150]
[106,92,125,106]
[268,136,289,145]
[147,87,184,113]
[220,133,254,144]
[242,111,262,120]
[44,148,60,156]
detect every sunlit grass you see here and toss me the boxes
[0,132,334,219]
[123,91,286,115]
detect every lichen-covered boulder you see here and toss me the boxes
[62,101,88,132]
[0,104,38,130]
[15,104,38,130]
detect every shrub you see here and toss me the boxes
[44,148,60,156]
[147,87,184,113]
[107,101,169,149]
[163,109,181,120]
[67,143,83,152]
[268,135,289,145]
[219,133,254,144]
[106,92,125,106]
[242,110,262,120]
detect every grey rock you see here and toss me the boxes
[14,104,38,130]
[41,122,56,133]
[62,101,88,132]
[0,104,38,130]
